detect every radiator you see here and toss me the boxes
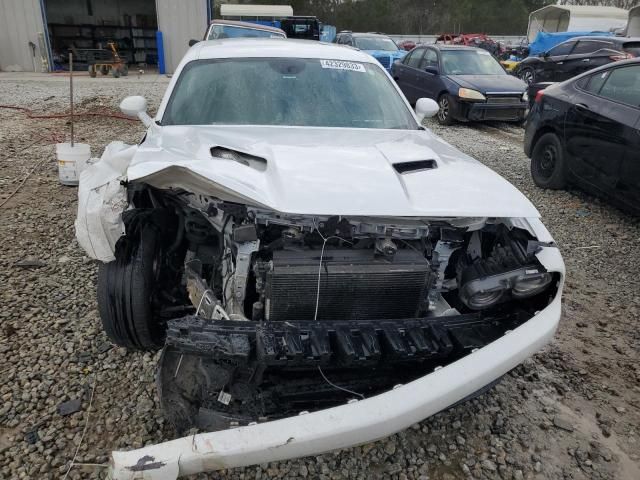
[266,249,430,321]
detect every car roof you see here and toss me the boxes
[557,36,614,42]
[350,32,391,38]
[190,38,375,62]
[429,44,481,51]
[554,36,640,44]
[207,19,285,35]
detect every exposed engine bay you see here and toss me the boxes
[100,186,558,433]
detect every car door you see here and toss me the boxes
[541,41,577,82]
[619,114,640,210]
[608,66,640,210]
[412,48,441,101]
[562,40,617,78]
[564,65,640,202]
[393,48,426,104]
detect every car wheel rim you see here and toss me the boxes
[522,70,534,85]
[537,144,557,179]
[438,98,449,121]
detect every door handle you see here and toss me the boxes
[575,103,590,112]
[581,58,590,62]
[558,61,564,65]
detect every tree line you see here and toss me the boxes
[219,0,639,35]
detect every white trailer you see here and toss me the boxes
[628,6,640,37]
[220,4,293,22]
[527,5,629,42]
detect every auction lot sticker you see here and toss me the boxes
[320,60,366,72]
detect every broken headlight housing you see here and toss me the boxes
[458,266,552,310]
[512,272,553,299]
[456,231,554,311]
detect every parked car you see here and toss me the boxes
[436,33,502,56]
[280,16,320,41]
[524,58,640,214]
[190,20,286,46]
[397,39,417,51]
[516,36,639,85]
[75,39,564,478]
[335,31,406,71]
[392,45,527,124]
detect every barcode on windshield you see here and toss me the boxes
[320,60,366,72]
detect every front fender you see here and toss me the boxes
[75,142,137,262]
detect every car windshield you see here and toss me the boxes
[207,25,285,40]
[441,50,505,75]
[162,58,417,129]
[354,37,398,51]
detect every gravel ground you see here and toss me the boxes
[1,74,639,480]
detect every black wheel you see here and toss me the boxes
[437,94,455,126]
[98,224,166,350]
[100,66,109,75]
[88,65,96,78]
[531,132,566,189]
[98,207,190,351]
[519,67,535,85]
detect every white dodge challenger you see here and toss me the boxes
[75,39,564,479]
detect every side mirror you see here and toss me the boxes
[188,39,200,47]
[120,96,153,127]
[424,66,439,75]
[415,98,439,122]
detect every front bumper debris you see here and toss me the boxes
[158,311,531,432]
[108,247,563,480]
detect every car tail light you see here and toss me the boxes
[534,90,545,104]
[609,53,632,61]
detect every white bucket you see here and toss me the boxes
[56,143,91,186]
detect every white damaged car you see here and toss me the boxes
[75,39,564,479]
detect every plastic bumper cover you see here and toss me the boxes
[109,246,563,480]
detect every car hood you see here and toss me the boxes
[447,74,527,94]
[365,49,406,60]
[127,126,538,218]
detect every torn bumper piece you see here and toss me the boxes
[109,274,562,479]
[156,311,529,432]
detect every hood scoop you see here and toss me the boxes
[211,146,267,172]
[393,159,437,174]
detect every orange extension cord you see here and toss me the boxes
[0,104,137,209]
[0,104,137,122]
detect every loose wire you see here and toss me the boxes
[311,218,352,321]
[317,366,365,400]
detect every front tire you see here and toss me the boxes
[519,67,536,85]
[98,224,167,350]
[530,132,566,189]
[437,94,455,125]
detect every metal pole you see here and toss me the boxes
[69,52,74,147]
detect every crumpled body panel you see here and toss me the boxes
[75,142,137,262]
